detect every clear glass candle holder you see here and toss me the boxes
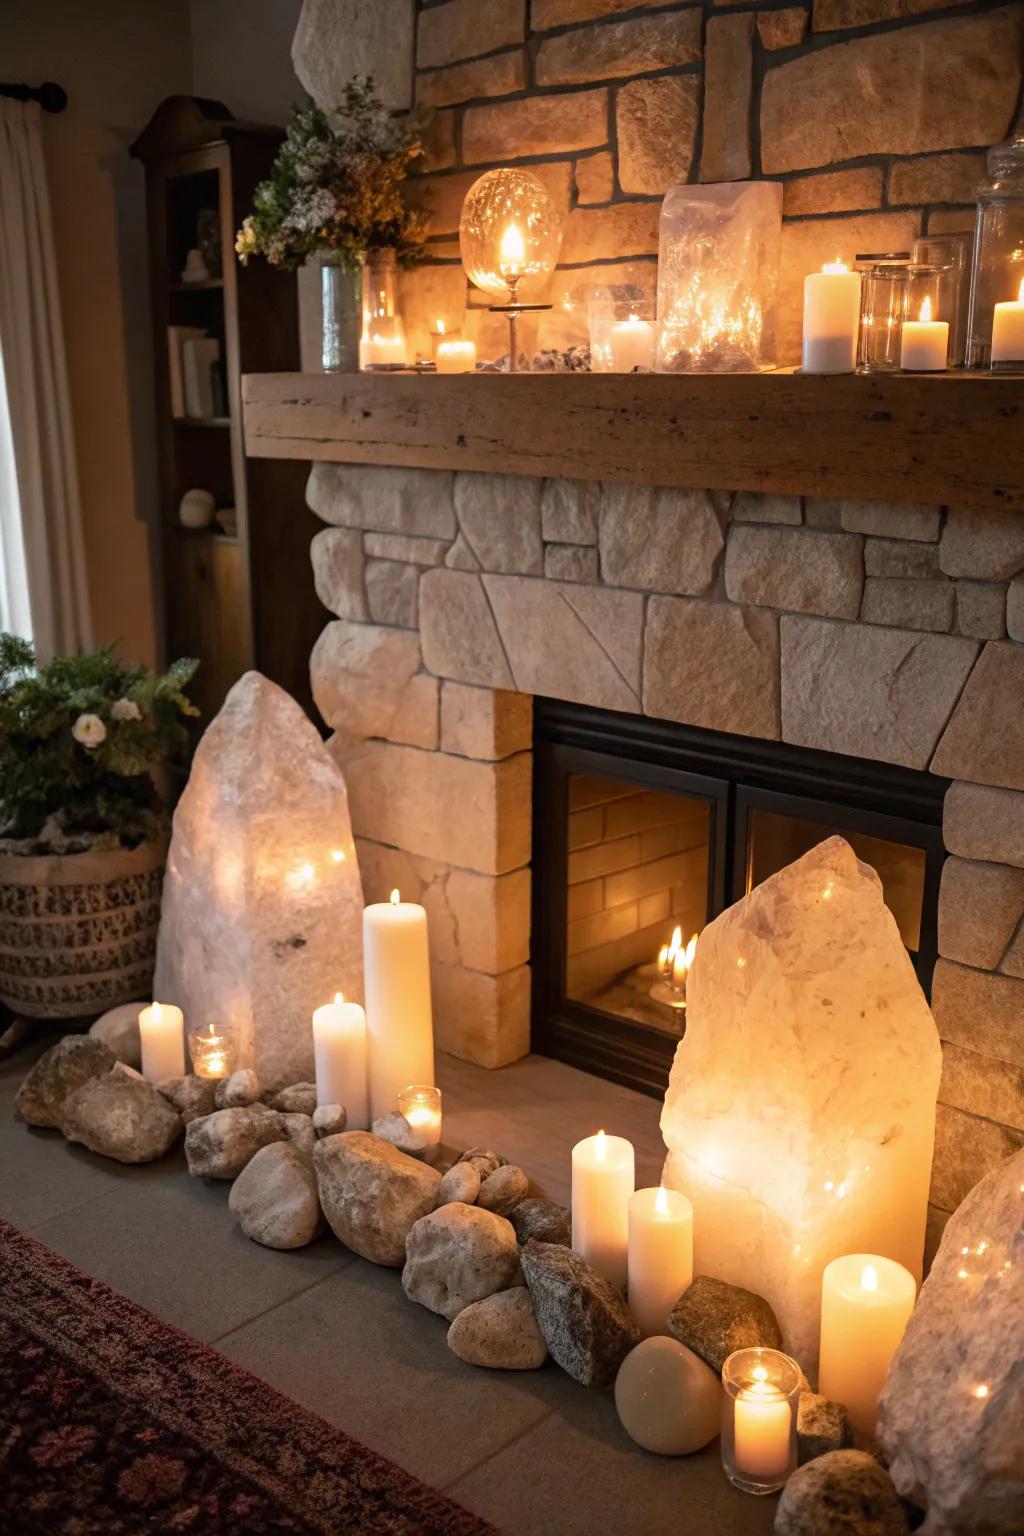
[721,1347,802,1496]
[397,1084,442,1163]
[589,296,656,373]
[856,253,910,372]
[187,1023,235,1080]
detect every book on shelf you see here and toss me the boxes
[167,325,205,417]
[182,336,221,420]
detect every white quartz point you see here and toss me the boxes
[660,836,941,1377]
[154,672,365,1092]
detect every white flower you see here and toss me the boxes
[72,712,106,749]
[111,697,142,722]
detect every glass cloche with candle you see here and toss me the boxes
[459,168,563,369]
[966,131,1024,368]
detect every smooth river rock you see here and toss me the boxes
[509,1197,572,1248]
[281,1111,316,1157]
[229,1141,324,1250]
[614,1337,721,1455]
[437,1162,481,1207]
[16,1035,115,1128]
[184,1103,288,1179]
[88,1002,144,1069]
[372,1111,428,1158]
[157,1073,217,1125]
[447,1286,548,1370]
[521,1239,641,1389]
[661,837,942,1374]
[457,1146,506,1180]
[667,1275,783,1375]
[477,1164,529,1216]
[313,1102,347,1138]
[774,1450,908,1536]
[62,1064,182,1164]
[403,1202,520,1320]
[154,672,365,1092]
[314,1130,440,1266]
[878,1147,1024,1534]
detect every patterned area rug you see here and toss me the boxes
[0,1219,500,1536]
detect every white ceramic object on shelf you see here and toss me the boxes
[178,488,216,529]
[181,247,210,284]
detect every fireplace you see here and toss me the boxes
[532,700,945,1097]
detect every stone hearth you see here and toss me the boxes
[307,461,1024,1251]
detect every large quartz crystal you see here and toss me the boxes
[878,1148,1024,1534]
[154,673,364,1091]
[661,837,941,1375]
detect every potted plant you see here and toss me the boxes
[0,635,198,1019]
[235,77,429,371]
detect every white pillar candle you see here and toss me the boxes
[734,1372,793,1483]
[572,1129,635,1288]
[900,296,948,371]
[991,278,1024,366]
[819,1254,916,1442]
[801,262,861,374]
[363,889,434,1121]
[628,1185,694,1337]
[138,1001,185,1085]
[313,992,369,1129]
[436,338,477,373]
[609,315,656,372]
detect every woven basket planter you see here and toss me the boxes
[0,838,166,1018]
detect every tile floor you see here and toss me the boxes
[1,1033,777,1536]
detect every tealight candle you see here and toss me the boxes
[900,296,948,372]
[721,1347,802,1495]
[363,889,434,1120]
[188,1022,233,1080]
[313,992,369,1129]
[819,1254,916,1442]
[609,314,656,372]
[801,260,861,374]
[627,1185,694,1337]
[436,338,477,373]
[138,1001,185,1085]
[571,1129,635,1288]
[398,1083,443,1163]
[991,277,1024,371]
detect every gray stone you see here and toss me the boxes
[930,1102,1024,1212]
[157,1073,216,1125]
[228,1140,324,1250]
[310,619,435,750]
[266,1082,318,1116]
[417,0,523,69]
[930,960,1024,1070]
[521,1239,640,1388]
[644,596,781,740]
[306,463,456,538]
[861,577,955,633]
[281,1111,316,1157]
[775,1450,908,1536]
[939,1042,1024,1131]
[372,1110,428,1158]
[931,642,1024,790]
[839,500,941,542]
[1008,573,1024,642]
[15,1035,116,1129]
[313,1102,347,1137]
[444,531,481,572]
[62,1063,182,1164]
[732,492,802,526]
[879,1148,1024,1534]
[363,532,449,566]
[365,559,419,628]
[956,581,1006,640]
[944,782,1024,869]
[864,538,941,579]
[313,1130,440,1266]
[544,543,599,583]
[781,616,977,769]
[726,527,863,619]
[447,1285,548,1370]
[437,1162,481,1206]
[618,74,700,197]
[938,858,1024,970]
[457,1146,507,1180]
[537,9,699,87]
[184,1103,288,1180]
[454,473,544,575]
[477,1164,529,1216]
[941,506,1024,581]
[599,485,723,596]
[797,1393,853,1465]
[667,1275,783,1376]
[292,0,415,111]
[88,1002,144,1069]
[540,479,599,544]
[214,1068,262,1109]
[403,1202,520,1320]
[420,569,514,689]
[310,527,368,621]
[509,1197,572,1248]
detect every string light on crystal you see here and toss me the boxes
[459,168,563,372]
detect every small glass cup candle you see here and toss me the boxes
[856,253,910,372]
[188,1022,234,1080]
[436,336,477,373]
[398,1084,443,1163]
[721,1347,802,1496]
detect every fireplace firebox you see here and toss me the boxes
[532,700,946,1097]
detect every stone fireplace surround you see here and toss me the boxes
[306,460,1024,1253]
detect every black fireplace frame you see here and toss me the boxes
[531,699,948,1098]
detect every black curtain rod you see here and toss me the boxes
[0,82,68,113]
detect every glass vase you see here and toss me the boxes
[966,132,1024,369]
[321,260,361,373]
[360,247,408,368]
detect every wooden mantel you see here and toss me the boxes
[242,370,1024,510]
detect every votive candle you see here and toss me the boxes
[991,277,1024,370]
[609,315,656,372]
[900,296,948,372]
[572,1129,635,1288]
[139,1001,185,1084]
[436,338,477,373]
[819,1253,916,1441]
[628,1185,694,1337]
[398,1083,443,1163]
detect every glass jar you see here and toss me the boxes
[321,259,361,372]
[187,1022,235,1080]
[721,1347,802,1496]
[912,234,970,367]
[397,1084,442,1163]
[856,253,910,372]
[966,132,1024,368]
[588,294,657,373]
[360,247,408,369]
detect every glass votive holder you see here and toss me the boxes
[588,294,656,372]
[856,252,910,372]
[397,1084,443,1163]
[721,1346,802,1496]
[187,1023,235,1080]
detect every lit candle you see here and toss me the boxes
[627,1185,694,1337]
[436,338,477,373]
[819,1254,916,1442]
[733,1368,793,1484]
[313,992,369,1129]
[571,1128,635,1288]
[363,888,434,1120]
[991,277,1024,369]
[900,296,948,372]
[398,1083,443,1163]
[801,260,862,374]
[361,327,408,368]
[188,1023,232,1080]
[609,314,656,373]
[138,1001,185,1084]
[499,222,525,283]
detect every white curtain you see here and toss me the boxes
[0,97,91,656]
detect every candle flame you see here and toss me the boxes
[1018,278,1024,303]
[333,991,344,1006]
[500,222,525,266]
[919,296,933,323]
[152,1001,162,1023]
[861,1263,879,1293]
[751,1365,768,1383]
[437,319,446,335]
[595,1128,607,1161]
[655,1185,669,1215]
[822,259,849,274]
[390,888,400,905]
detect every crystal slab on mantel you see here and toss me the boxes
[154,673,365,1092]
[661,837,941,1377]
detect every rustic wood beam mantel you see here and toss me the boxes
[242,370,1024,510]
